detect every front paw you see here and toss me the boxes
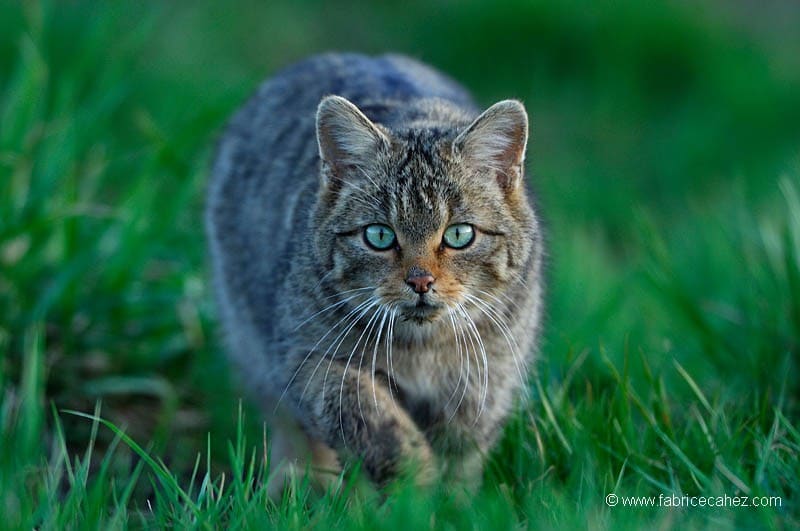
[394,435,438,488]
[350,416,438,488]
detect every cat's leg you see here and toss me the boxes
[437,368,518,489]
[289,359,437,487]
[444,448,485,487]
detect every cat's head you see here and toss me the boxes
[312,95,538,334]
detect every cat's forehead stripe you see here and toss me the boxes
[386,136,456,240]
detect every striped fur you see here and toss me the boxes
[206,53,544,492]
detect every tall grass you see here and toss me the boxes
[1,0,798,528]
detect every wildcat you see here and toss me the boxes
[206,53,543,492]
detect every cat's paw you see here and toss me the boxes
[396,434,439,488]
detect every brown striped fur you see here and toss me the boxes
[206,53,544,493]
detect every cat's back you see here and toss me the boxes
[212,53,474,179]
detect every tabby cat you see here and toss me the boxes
[206,53,543,492]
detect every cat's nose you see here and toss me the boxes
[406,267,435,294]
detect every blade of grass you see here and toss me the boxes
[62,409,201,516]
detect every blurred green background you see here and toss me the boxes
[1,0,799,528]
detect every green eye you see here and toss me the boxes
[443,223,475,249]
[364,224,396,250]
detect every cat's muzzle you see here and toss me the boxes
[400,296,442,323]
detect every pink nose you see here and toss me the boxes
[406,270,435,294]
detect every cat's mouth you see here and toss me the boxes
[400,299,442,323]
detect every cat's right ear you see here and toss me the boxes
[316,95,389,189]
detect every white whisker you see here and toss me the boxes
[457,304,489,423]
[476,288,521,312]
[344,193,382,212]
[308,298,377,405]
[385,307,400,412]
[370,305,391,411]
[464,293,528,405]
[317,299,378,402]
[275,295,373,411]
[342,174,383,210]
[332,300,380,447]
[450,303,472,421]
[353,165,383,193]
[310,269,334,292]
[293,291,369,331]
[318,285,376,301]
[508,269,530,288]
[443,310,466,414]
[351,305,385,429]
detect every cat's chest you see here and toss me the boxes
[388,351,482,454]
[387,343,459,423]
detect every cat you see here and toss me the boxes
[206,53,543,493]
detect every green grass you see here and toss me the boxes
[1,0,799,528]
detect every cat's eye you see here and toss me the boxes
[442,223,475,249]
[364,224,396,251]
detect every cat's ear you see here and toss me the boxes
[316,95,389,187]
[453,100,528,191]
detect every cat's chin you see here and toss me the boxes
[393,306,445,344]
[398,301,444,325]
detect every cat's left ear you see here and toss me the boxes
[453,100,528,191]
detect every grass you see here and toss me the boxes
[1,0,799,528]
